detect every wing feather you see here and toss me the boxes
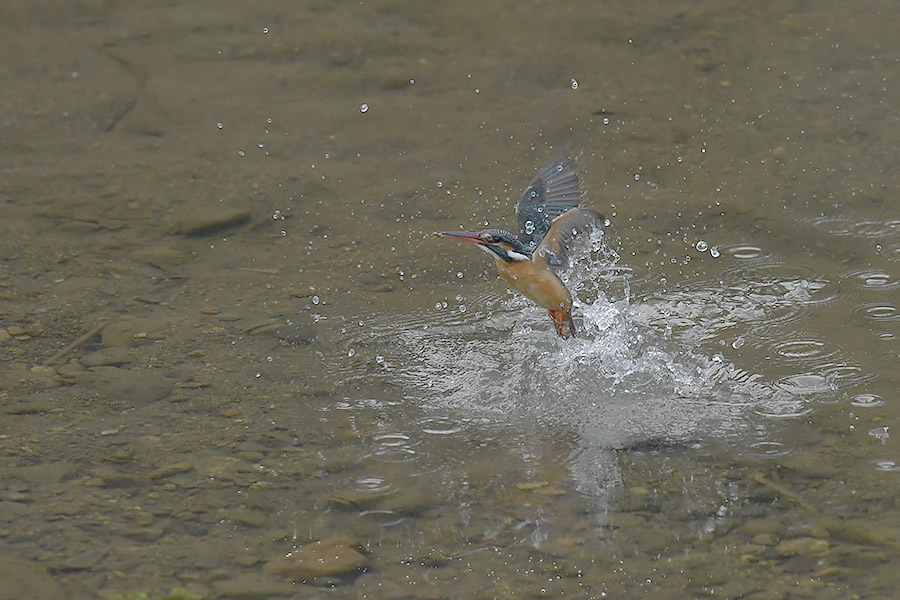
[533,208,605,272]
[515,155,582,252]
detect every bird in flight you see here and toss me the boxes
[436,155,605,337]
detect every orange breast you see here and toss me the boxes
[494,258,571,311]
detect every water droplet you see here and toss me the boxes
[359,103,369,113]
[459,305,466,313]
[524,220,535,235]
[348,348,356,357]
[709,246,720,258]
[695,240,709,252]
[311,295,320,305]
[456,271,464,279]
[262,27,269,34]
[869,426,890,444]
[436,181,443,188]
[732,336,745,349]
[375,355,385,364]
[216,122,223,129]
[570,78,579,89]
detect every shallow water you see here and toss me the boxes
[2,0,899,598]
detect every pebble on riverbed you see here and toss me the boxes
[264,536,367,582]
[101,317,168,348]
[171,206,252,236]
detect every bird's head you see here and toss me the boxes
[436,229,531,263]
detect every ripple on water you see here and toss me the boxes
[373,433,418,463]
[419,416,465,435]
[841,269,900,291]
[355,475,392,494]
[808,216,900,238]
[872,460,900,472]
[850,393,885,408]
[748,440,792,458]
[771,338,835,363]
[819,363,877,387]
[852,302,900,322]
[719,243,768,261]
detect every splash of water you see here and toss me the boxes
[335,227,852,496]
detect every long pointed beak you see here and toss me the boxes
[435,231,488,245]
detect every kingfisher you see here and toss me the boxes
[436,155,604,337]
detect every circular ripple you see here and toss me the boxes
[748,440,793,457]
[820,363,877,387]
[776,373,832,395]
[420,416,465,435]
[355,475,392,494]
[853,303,900,322]
[841,269,900,291]
[373,433,418,462]
[873,460,900,472]
[771,338,834,362]
[720,243,767,260]
[809,217,900,238]
[850,393,885,408]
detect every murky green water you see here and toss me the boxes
[2,1,899,598]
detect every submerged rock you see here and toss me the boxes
[80,348,131,367]
[774,536,830,558]
[264,536,367,581]
[171,207,251,236]
[82,366,172,405]
[101,318,167,348]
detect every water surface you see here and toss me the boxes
[1,1,899,598]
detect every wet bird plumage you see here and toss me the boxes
[436,155,604,337]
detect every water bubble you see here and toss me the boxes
[709,246,720,258]
[375,355,385,364]
[359,103,369,113]
[262,27,269,34]
[869,426,890,444]
[695,240,709,252]
[731,336,745,349]
[459,305,466,313]
[436,181,443,188]
[348,348,356,357]
[524,220,535,235]
[456,271,464,279]
[570,78,579,89]
[216,122,223,129]
[311,295,320,305]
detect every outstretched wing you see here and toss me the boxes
[533,208,605,272]
[515,155,582,253]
